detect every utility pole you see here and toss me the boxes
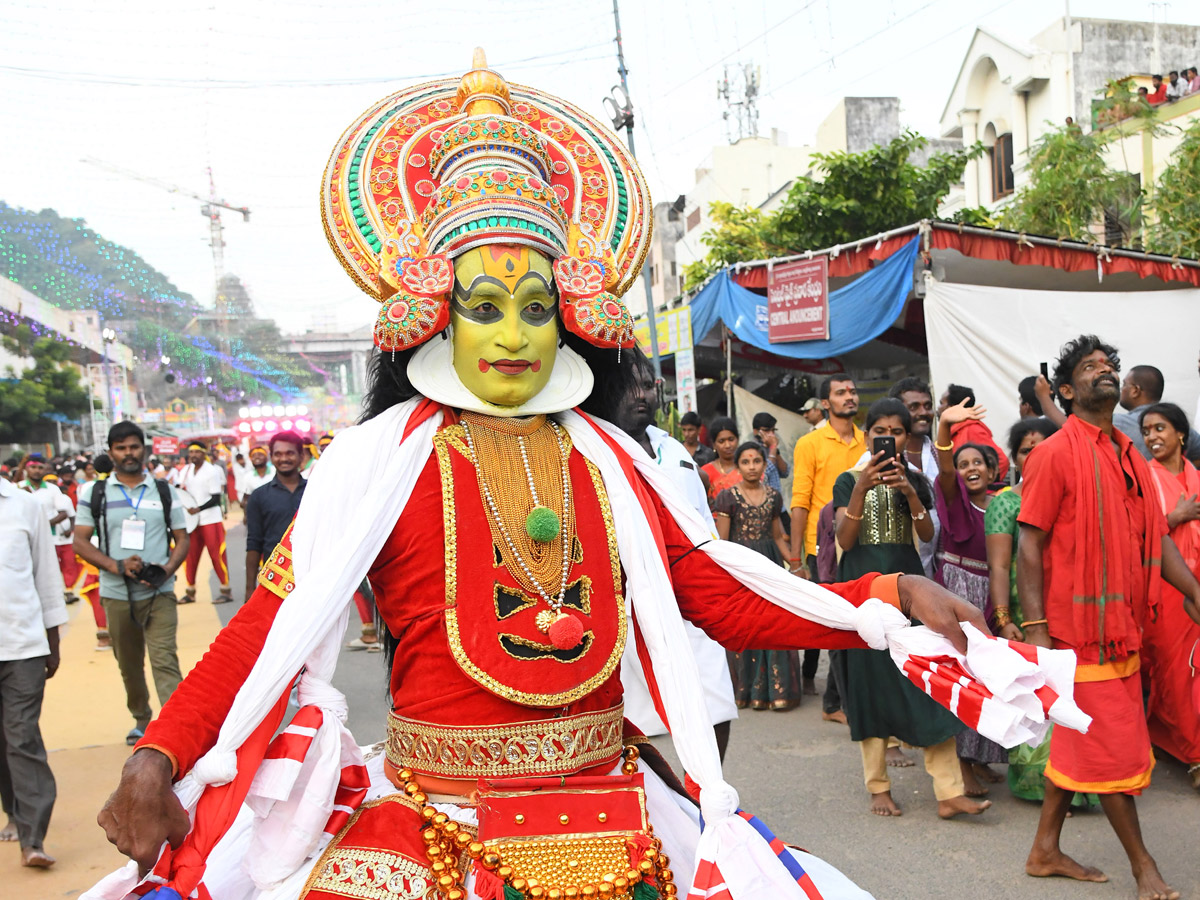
[605,0,663,381]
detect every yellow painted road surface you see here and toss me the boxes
[5,551,229,896]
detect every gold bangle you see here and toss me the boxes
[844,510,863,521]
[934,439,954,452]
[1021,618,1048,628]
[993,607,1012,626]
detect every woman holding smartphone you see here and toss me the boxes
[935,398,1008,797]
[831,399,988,819]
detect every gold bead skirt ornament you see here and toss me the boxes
[404,746,676,900]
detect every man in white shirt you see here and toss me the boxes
[19,454,78,602]
[0,477,67,868]
[240,445,274,500]
[615,357,739,759]
[177,441,232,603]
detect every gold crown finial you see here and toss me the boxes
[457,47,511,117]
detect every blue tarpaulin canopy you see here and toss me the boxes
[688,236,919,359]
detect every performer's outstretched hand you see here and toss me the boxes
[98,748,190,876]
[896,575,991,655]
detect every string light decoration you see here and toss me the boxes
[1,201,313,401]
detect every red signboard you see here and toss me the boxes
[767,257,829,343]
[152,437,179,456]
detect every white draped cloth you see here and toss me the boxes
[85,398,1090,900]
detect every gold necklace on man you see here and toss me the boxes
[460,412,584,649]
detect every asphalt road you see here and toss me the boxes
[219,522,1200,900]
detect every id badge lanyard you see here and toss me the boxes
[117,483,148,551]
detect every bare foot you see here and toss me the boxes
[802,677,818,696]
[1134,864,1179,900]
[870,791,902,816]
[21,847,55,868]
[1188,764,1200,792]
[886,746,914,768]
[960,761,989,797]
[972,762,1004,783]
[938,795,991,819]
[822,710,848,726]
[1025,849,1107,882]
[0,817,16,842]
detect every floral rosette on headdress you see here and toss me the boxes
[373,254,453,352]
[554,257,636,349]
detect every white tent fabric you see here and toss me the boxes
[732,384,814,508]
[924,280,1200,454]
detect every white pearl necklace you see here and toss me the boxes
[462,419,573,620]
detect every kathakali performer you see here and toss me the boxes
[88,51,1088,900]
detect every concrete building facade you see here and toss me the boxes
[939,16,1200,214]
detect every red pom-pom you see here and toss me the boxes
[548,613,584,650]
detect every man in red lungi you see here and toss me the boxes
[1018,334,1200,900]
[177,441,232,604]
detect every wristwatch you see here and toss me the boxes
[911,509,927,521]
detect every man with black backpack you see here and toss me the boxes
[74,422,189,746]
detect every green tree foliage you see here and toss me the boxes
[683,131,982,289]
[1146,118,1200,259]
[0,325,91,441]
[1001,124,1142,245]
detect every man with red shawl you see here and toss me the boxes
[1018,334,1200,900]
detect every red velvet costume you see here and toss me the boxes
[140,421,891,783]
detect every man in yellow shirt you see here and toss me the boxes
[789,375,864,713]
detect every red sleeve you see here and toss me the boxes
[137,583,284,777]
[652,483,893,652]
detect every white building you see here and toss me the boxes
[939,17,1200,213]
[674,130,815,272]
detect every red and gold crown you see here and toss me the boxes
[321,49,651,353]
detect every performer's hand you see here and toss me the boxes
[98,748,189,876]
[896,575,990,655]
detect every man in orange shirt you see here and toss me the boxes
[790,374,865,708]
[1018,334,1200,899]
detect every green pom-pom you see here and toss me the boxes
[632,880,658,900]
[525,505,561,542]
[504,887,525,900]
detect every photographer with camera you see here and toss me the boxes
[74,422,189,747]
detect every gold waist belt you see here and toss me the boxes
[385,704,625,780]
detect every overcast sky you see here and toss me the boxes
[2,0,1192,334]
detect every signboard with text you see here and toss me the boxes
[634,306,693,358]
[152,437,179,456]
[767,257,829,343]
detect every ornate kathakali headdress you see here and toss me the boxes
[321,49,651,352]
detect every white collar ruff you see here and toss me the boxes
[408,330,594,417]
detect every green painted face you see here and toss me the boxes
[450,244,558,408]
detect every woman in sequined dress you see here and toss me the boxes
[714,442,799,710]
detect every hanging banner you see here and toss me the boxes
[634,306,693,357]
[674,347,699,414]
[768,257,830,343]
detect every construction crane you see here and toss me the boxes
[80,157,250,361]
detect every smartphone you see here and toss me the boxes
[873,435,897,471]
[1040,361,1049,380]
